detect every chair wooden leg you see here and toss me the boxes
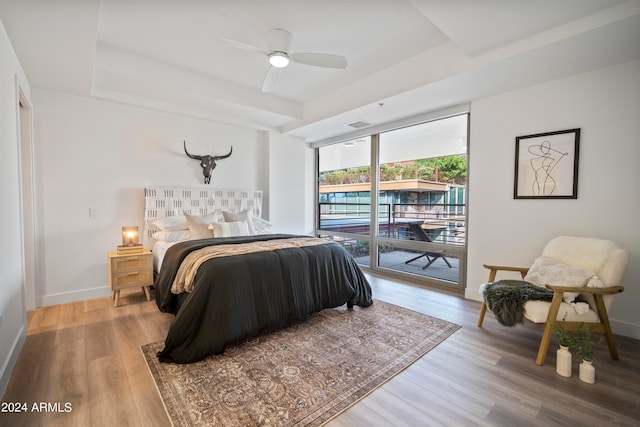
[477,269,496,328]
[477,302,487,327]
[537,291,564,365]
[537,323,554,366]
[593,294,619,360]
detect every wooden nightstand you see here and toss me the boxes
[107,249,153,307]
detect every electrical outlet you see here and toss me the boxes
[89,207,98,218]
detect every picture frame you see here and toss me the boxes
[514,128,580,199]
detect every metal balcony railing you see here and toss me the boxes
[318,202,466,245]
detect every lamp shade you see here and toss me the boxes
[122,226,139,246]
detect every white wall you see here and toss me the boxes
[32,90,272,305]
[0,18,30,395]
[267,131,314,235]
[466,60,640,338]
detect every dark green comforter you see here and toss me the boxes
[155,234,373,363]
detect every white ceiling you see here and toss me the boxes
[1,0,639,143]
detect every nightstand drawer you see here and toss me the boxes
[111,254,153,273]
[111,270,153,289]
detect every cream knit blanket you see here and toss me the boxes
[171,237,336,294]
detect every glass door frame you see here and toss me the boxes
[314,108,469,291]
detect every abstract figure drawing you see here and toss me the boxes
[527,140,568,196]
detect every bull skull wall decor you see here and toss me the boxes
[183,140,233,184]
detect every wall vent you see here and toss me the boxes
[344,119,372,129]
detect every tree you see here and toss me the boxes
[432,155,467,184]
[321,155,466,185]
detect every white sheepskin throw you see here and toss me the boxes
[542,236,628,285]
[542,236,615,273]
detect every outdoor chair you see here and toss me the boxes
[477,236,628,365]
[405,222,452,269]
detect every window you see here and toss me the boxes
[378,115,467,245]
[318,137,371,236]
[317,113,468,289]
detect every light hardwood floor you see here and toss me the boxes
[1,274,639,426]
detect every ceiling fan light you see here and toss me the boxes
[269,52,290,68]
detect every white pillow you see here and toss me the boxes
[152,216,188,231]
[222,210,255,235]
[184,212,216,239]
[152,230,192,242]
[524,256,598,303]
[210,221,249,238]
[252,217,272,235]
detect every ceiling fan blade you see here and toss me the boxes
[290,52,347,69]
[261,66,281,92]
[265,29,292,53]
[219,37,269,55]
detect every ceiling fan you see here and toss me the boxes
[220,29,347,92]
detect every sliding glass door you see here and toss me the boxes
[317,113,468,289]
[318,137,373,265]
[376,115,467,286]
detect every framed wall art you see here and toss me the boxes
[514,128,580,199]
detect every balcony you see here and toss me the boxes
[318,202,465,284]
[318,202,466,245]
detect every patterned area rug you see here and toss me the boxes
[141,300,460,426]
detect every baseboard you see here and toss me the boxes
[0,324,26,398]
[40,285,111,307]
[464,288,482,302]
[610,319,640,340]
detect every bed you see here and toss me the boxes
[144,187,373,363]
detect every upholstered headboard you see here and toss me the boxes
[143,187,263,248]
